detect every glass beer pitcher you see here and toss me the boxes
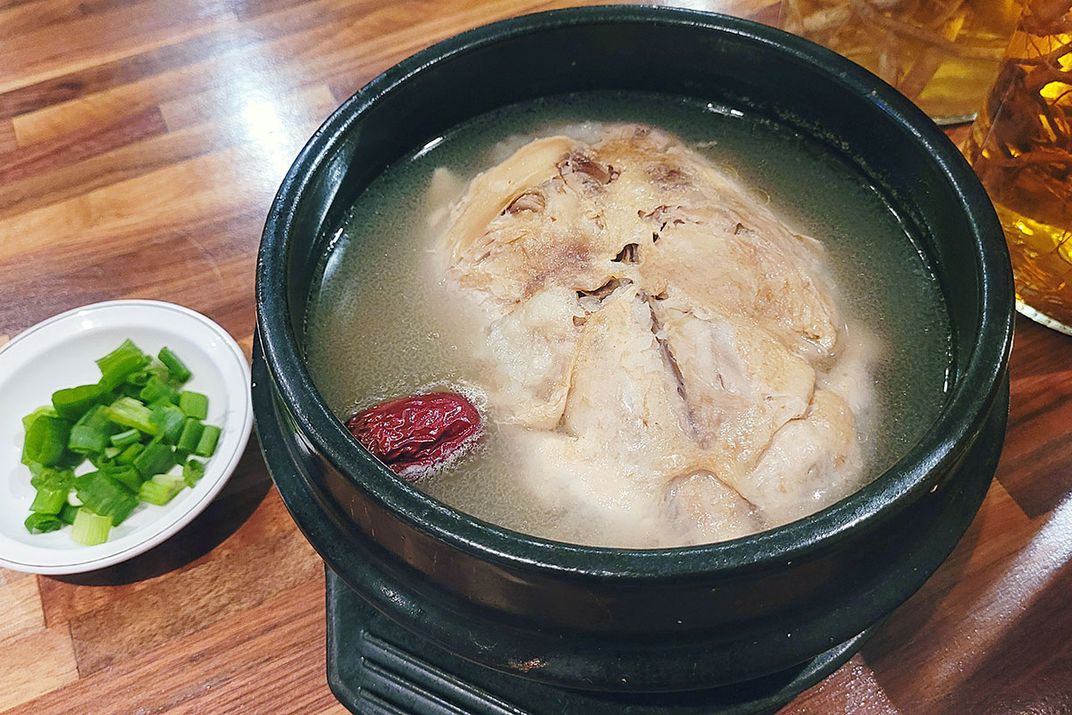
[782,0,1022,122]
[962,0,1072,333]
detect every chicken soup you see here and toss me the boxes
[305,92,952,548]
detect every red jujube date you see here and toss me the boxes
[346,392,480,479]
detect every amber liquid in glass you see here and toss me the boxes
[783,0,1021,122]
[962,1,1072,332]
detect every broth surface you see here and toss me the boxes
[305,92,952,546]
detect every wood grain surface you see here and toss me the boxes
[1,1,1069,713]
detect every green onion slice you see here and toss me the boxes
[23,415,70,467]
[110,429,140,448]
[22,405,59,432]
[194,424,221,458]
[139,473,186,506]
[177,419,204,453]
[150,404,186,445]
[30,485,69,515]
[96,339,150,390]
[132,439,176,479]
[52,384,104,421]
[106,397,158,435]
[157,347,191,384]
[178,391,208,420]
[25,513,64,534]
[183,459,206,487]
[58,503,80,525]
[71,509,111,546]
[75,472,138,526]
[68,425,108,455]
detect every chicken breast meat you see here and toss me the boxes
[439,123,873,547]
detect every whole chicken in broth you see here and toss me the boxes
[438,124,875,547]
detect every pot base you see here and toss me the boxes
[326,568,877,714]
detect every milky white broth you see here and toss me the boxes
[304,92,952,547]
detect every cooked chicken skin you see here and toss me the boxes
[439,124,873,546]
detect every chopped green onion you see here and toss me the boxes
[106,397,158,435]
[150,403,186,444]
[147,396,173,411]
[25,513,64,534]
[96,339,149,390]
[116,382,143,399]
[139,376,178,405]
[76,404,120,434]
[125,370,150,387]
[20,339,221,546]
[71,509,111,545]
[194,424,221,458]
[103,464,143,493]
[178,391,208,419]
[58,503,80,525]
[22,405,58,432]
[68,424,108,455]
[23,415,70,466]
[149,357,171,377]
[51,383,104,421]
[30,485,69,515]
[139,473,186,506]
[88,452,115,469]
[157,347,191,384]
[117,442,143,465]
[75,472,138,526]
[132,439,176,479]
[183,458,206,487]
[176,419,204,453]
[31,467,74,491]
[110,429,140,448]
[125,357,169,387]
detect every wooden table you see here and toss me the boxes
[1,1,1069,713]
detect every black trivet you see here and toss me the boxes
[326,569,875,715]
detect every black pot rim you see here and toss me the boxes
[256,5,1014,580]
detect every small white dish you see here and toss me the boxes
[0,300,252,574]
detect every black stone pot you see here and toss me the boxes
[254,6,1014,694]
